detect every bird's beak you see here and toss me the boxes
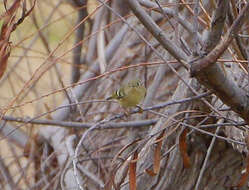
[106,96,112,100]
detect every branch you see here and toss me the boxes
[189,2,249,123]
[0,156,16,190]
[138,0,203,45]
[2,91,212,133]
[71,3,88,83]
[127,0,188,63]
[0,122,28,148]
[52,23,129,121]
[190,1,249,74]
[3,116,157,129]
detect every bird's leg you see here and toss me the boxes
[122,108,130,117]
[124,111,130,117]
[136,105,144,113]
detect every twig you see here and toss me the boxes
[125,0,188,63]
[190,1,249,123]
[193,0,200,55]
[182,122,244,145]
[73,117,112,190]
[123,0,222,117]
[194,124,221,190]
[0,156,16,190]
[2,116,157,129]
[1,92,211,137]
[71,3,88,83]
[138,0,203,45]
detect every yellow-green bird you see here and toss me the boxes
[107,79,146,109]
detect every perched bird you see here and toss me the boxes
[106,79,146,110]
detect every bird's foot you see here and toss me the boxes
[136,105,144,113]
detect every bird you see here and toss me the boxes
[106,79,146,112]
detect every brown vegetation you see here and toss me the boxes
[0,0,249,189]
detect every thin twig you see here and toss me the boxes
[194,124,221,190]
[193,0,200,55]
[1,92,211,138]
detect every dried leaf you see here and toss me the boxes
[153,130,165,174]
[107,139,141,190]
[13,0,36,32]
[0,0,35,80]
[179,128,191,168]
[0,0,21,20]
[236,131,249,188]
[129,151,138,190]
[146,130,165,176]
[145,168,156,176]
[0,43,10,79]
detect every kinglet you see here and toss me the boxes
[106,79,146,109]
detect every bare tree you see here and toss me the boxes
[1,0,249,189]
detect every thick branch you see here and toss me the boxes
[0,122,28,148]
[190,2,249,75]
[190,2,249,123]
[52,24,129,121]
[138,0,203,45]
[71,4,88,83]
[127,0,188,63]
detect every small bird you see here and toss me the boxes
[106,79,146,111]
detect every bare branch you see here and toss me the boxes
[190,2,249,123]
[127,0,188,63]
[71,3,88,83]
